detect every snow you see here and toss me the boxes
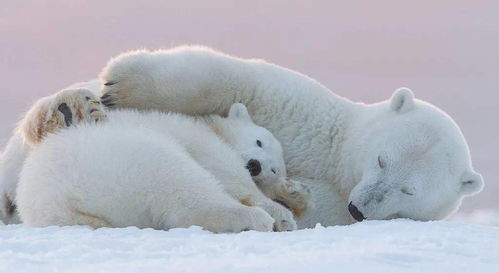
[451,210,499,227]
[1,220,497,273]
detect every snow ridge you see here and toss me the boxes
[1,220,498,273]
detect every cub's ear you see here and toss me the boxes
[460,171,484,196]
[228,103,252,122]
[390,87,415,113]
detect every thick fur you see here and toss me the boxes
[0,89,106,224]
[8,89,309,231]
[21,88,107,145]
[98,46,484,227]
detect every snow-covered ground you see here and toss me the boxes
[0,220,497,273]
[451,210,499,227]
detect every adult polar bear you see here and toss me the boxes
[100,46,484,228]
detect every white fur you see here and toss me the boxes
[99,46,484,227]
[0,83,105,224]
[0,88,108,224]
[16,105,299,232]
[0,133,27,224]
[1,88,309,227]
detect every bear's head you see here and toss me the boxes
[222,103,287,184]
[347,88,483,222]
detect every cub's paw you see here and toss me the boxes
[88,100,107,123]
[259,200,297,232]
[20,88,107,144]
[205,206,274,233]
[237,207,275,232]
[276,178,312,217]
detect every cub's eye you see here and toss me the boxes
[378,155,386,169]
[256,140,262,147]
[85,96,91,101]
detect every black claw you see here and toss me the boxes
[101,96,114,102]
[100,94,111,100]
[101,100,115,106]
[273,199,290,209]
[57,103,73,126]
[101,97,116,107]
[104,81,116,86]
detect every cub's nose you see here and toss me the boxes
[246,159,262,176]
[348,202,366,222]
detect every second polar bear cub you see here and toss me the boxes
[16,89,305,232]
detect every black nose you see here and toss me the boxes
[246,159,262,176]
[348,202,366,222]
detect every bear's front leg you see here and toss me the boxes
[19,88,107,145]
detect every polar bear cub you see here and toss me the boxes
[0,88,108,224]
[14,88,307,232]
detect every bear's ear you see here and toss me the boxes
[390,87,415,113]
[228,103,253,122]
[460,171,484,196]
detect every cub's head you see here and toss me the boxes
[347,88,483,222]
[222,103,286,183]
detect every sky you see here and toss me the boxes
[0,0,497,212]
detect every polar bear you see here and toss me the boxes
[10,88,310,232]
[0,89,108,224]
[98,46,484,228]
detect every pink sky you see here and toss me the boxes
[1,0,498,212]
